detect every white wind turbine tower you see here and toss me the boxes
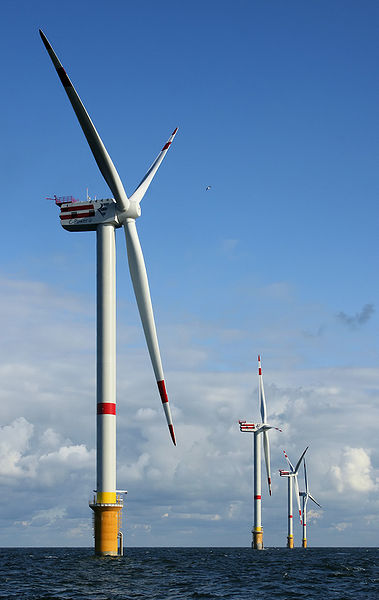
[239,355,281,549]
[40,30,177,556]
[279,447,308,548]
[299,459,322,548]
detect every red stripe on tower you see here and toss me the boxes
[157,380,168,404]
[97,403,116,415]
[254,495,262,500]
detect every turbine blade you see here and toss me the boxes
[294,446,308,474]
[294,474,303,524]
[304,460,309,493]
[283,449,295,473]
[262,423,282,432]
[123,219,176,445]
[309,494,322,508]
[263,430,272,495]
[129,128,178,205]
[39,30,129,214]
[258,355,267,423]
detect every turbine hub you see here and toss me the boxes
[117,201,141,223]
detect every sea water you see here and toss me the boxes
[0,547,377,599]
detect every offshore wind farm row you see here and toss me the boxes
[39,30,322,555]
[239,356,321,550]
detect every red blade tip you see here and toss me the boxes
[169,424,176,446]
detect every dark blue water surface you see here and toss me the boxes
[0,547,377,599]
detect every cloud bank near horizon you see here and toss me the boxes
[0,274,378,548]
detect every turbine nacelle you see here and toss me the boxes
[239,420,259,432]
[59,198,120,231]
[279,469,291,477]
[59,198,144,232]
[239,420,282,434]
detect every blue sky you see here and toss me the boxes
[0,0,378,547]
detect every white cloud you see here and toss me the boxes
[135,408,157,421]
[172,512,222,521]
[0,416,94,491]
[0,417,34,478]
[40,428,64,450]
[14,507,67,529]
[329,447,376,494]
[332,522,352,532]
[30,507,67,527]
[130,523,152,533]
[40,444,93,468]
[307,508,323,523]
[227,501,244,520]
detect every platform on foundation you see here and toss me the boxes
[89,495,123,556]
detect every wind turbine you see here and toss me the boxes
[239,355,281,549]
[279,447,308,548]
[40,30,177,556]
[299,459,321,548]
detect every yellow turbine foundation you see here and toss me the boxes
[302,538,307,548]
[90,495,123,556]
[287,535,294,549]
[252,528,264,550]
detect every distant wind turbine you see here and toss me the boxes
[299,459,322,548]
[239,355,281,549]
[279,447,308,548]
